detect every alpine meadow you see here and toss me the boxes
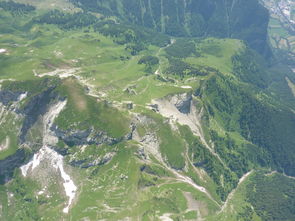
[0,0,295,220]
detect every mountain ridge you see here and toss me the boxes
[70,0,272,57]
[0,1,294,220]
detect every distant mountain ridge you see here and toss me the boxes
[71,0,271,57]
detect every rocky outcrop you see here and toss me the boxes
[51,128,132,156]
[69,152,116,168]
[19,87,58,143]
[52,125,134,148]
[0,148,29,184]
[0,90,24,106]
[170,93,192,114]
[0,79,136,183]
[0,94,63,183]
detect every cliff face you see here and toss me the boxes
[71,0,271,57]
[0,78,133,183]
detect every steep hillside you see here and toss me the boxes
[70,0,271,57]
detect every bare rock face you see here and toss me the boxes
[0,149,28,183]
[170,93,192,114]
[52,127,118,147]
[69,151,116,168]
[0,85,61,183]
[0,90,24,106]
[52,124,135,150]
[19,87,58,144]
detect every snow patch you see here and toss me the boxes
[20,151,41,177]
[180,85,192,89]
[0,136,9,151]
[20,100,77,213]
[18,92,27,102]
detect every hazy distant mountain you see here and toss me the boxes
[71,0,271,57]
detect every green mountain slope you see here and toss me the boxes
[69,0,271,57]
[0,1,295,221]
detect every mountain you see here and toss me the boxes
[0,0,295,220]
[70,0,272,57]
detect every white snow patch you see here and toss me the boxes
[0,49,7,54]
[20,100,77,213]
[0,136,9,151]
[180,85,192,89]
[283,8,291,17]
[58,156,77,213]
[20,151,41,176]
[29,146,77,213]
[18,92,27,102]
[8,92,28,110]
